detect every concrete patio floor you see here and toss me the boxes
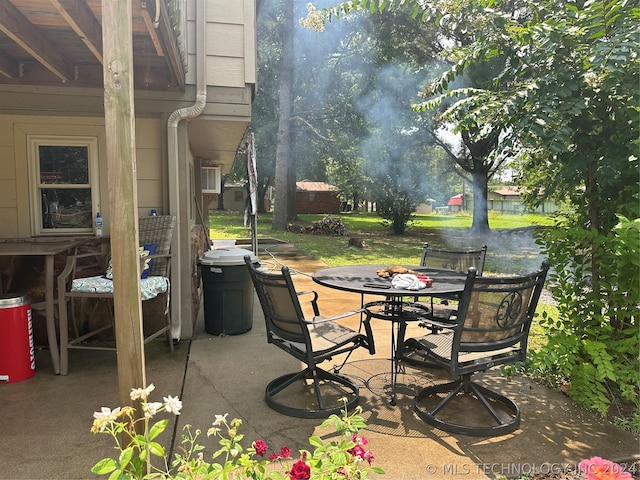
[1,243,638,479]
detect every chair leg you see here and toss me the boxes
[58,293,70,376]
[265,366,359,419]
[414,375,521,436]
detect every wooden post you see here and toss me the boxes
[101,0,146,408]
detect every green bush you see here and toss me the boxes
[531,215,639,429]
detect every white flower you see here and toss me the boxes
[93,406,121,421]
[143,401,164,418]
[92,407,121,432]
[163,395,183,415]
[212,413,228,426]
[130,384,155,401]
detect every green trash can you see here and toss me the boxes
[199,247,258,335]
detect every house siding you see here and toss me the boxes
[0,115,164,239]
[296,192,341,214]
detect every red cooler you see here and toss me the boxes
[0,294,35,383]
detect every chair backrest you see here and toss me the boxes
[138,215,175,276]
[420,243,487,274]
[244,257,308,345]
[451,260,550,374]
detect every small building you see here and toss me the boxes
[216,182,272,213]
[488,186,559,214]
[296,181,341,214]
[447,194,465,213]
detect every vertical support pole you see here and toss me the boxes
[102,0,146,408]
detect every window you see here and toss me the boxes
[201,166,221,194]
[29,136,100,235]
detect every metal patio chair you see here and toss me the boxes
[407,260,549,436]
[417,242,488,324]
[244,256,375,418]
[57,215,175,375]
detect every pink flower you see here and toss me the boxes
[348,434,375,465]
[579,457,633,480]
[268,445,291,460]
[252,439,268,457]
[288,459,311,480]
[279,446,291,458]
[351,434,368,446]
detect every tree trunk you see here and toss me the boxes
[470,171,490,233]
[217,177,226,210]
[271,0,293,231]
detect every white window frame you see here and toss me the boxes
[201,165,221,194]
[28,135,100,235]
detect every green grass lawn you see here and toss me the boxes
[209,209,556,350]
[208,210,552,272]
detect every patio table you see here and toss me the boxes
[312,264,467,404]
[0,240,78,374]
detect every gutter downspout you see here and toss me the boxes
[167,0,207,340]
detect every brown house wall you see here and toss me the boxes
[296,192,341,214]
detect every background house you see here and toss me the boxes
[488,186,559,214]
[447,193,465,213]
[296,181,341,214]
[0,0,257,340]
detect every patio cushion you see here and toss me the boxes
[104,244,158,280]
[71,275,168,301]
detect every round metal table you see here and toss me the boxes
[312,264,467,405]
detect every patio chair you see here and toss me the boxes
[408,260,549,436]
[57,215,175,375]
[244,256,375,418]
[417,243,487,324]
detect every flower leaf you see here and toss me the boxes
[308,436,324,448]
[118,446,134,469]
[91,458,118,475]
[147,441,166,457]
[149,419,169,441]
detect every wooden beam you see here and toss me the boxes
[0,49,17,78]
[102,0,147,407]
[155,0,185,89]
[50,0,104,63]
[0,0,74,82]
[140,0,165,57]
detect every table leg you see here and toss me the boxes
[390,321,398,405]
[389,319,409,406]
[45,255,61,374]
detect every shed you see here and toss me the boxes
[296,182,341,214]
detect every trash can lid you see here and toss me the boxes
[199,247,258,266]
[0,294,29,308]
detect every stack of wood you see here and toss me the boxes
[286,216,349,236]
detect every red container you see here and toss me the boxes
[0,294,35,383]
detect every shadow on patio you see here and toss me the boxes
[1,244,637,479]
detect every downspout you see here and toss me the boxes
[167,0,207,340]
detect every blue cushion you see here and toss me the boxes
[104,244,158,280]
[140,243,158,279]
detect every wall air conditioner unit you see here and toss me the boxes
[201,165,221,194]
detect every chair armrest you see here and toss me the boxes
[58,251,109,294]
[296,289,320,316]
[308,308,365,325]
[57,255,77,292]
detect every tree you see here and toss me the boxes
[271,0,295,231]
[318,0,640,421]
[316,0,518,233]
